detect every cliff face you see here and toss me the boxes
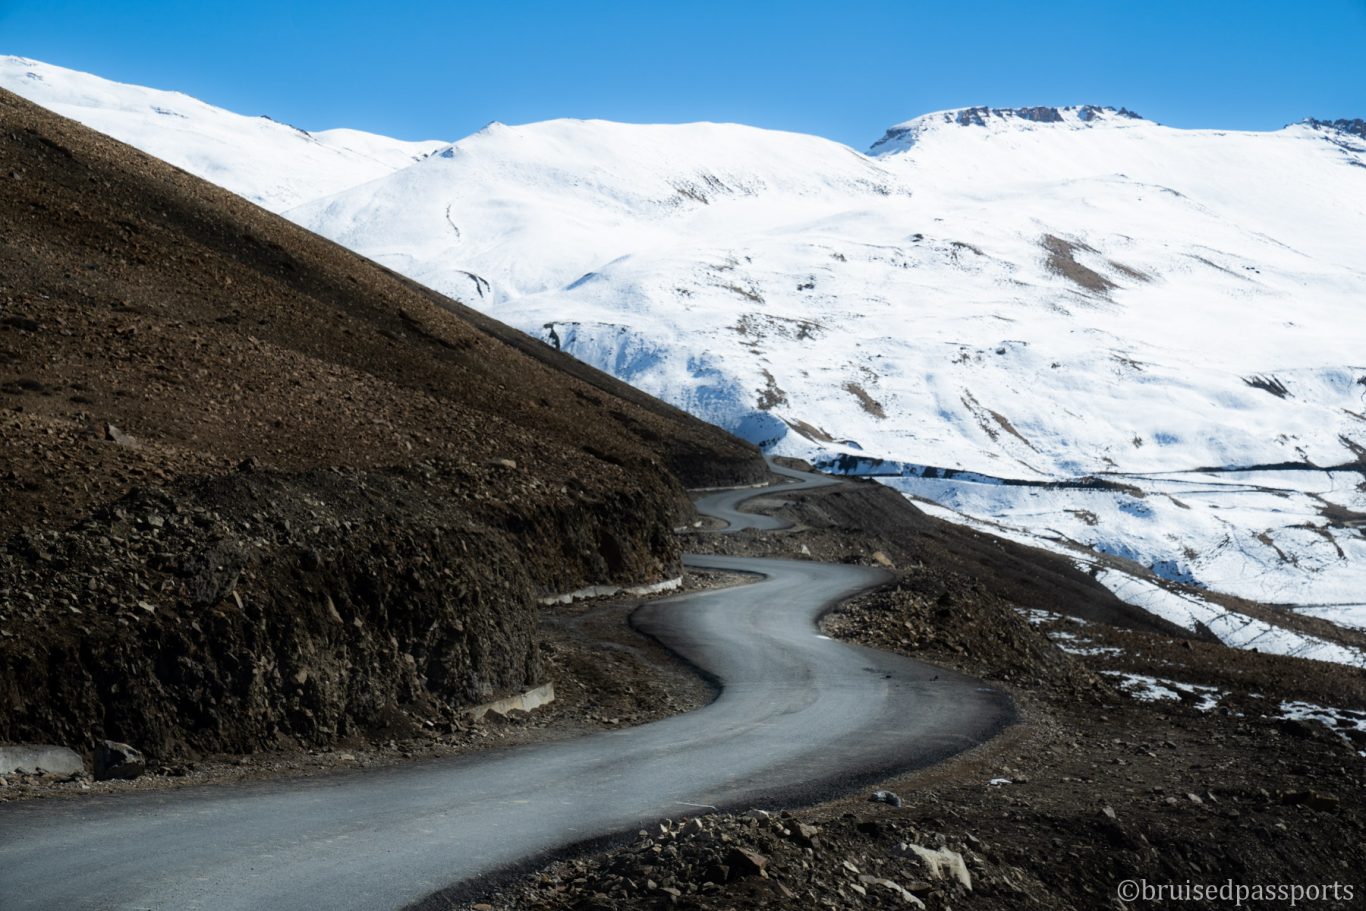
[1,464,686,757]
[0,88,763,757]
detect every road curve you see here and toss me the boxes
[690,460,837,532]
[0,464,1013,911]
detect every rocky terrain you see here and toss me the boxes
[0,86,763,764]
[452,474,1364,910]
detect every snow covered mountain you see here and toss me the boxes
[287,105,1366,634]
[0,56,445,208]
[4,58,1364,662]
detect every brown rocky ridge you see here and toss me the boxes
[0,86,763,762]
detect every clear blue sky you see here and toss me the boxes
[3,0,1363,147]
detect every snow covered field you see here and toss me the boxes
[6,57,1364,658]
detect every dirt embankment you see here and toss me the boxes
[0,87,763,761]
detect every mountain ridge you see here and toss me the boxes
[868,104,1148,154]
[7,54,1359,164]
[0,55,448,209]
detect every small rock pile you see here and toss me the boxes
[824,576,1110,700]
[470,809,985,910]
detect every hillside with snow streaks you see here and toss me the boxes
[0,57,445,209]
[294,118,907,305]
[3,58,1363,658]
[290,106,1366,630]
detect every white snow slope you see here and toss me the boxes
[0,56,446,209]
[5,60,1365,662]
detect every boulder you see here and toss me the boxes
[1277,718,1318,739]
[1281,790,1340,812]
[864,876,925,907]
[870,789,903,807]
[93,740,146,781]
[903,843,973,890]
[724,846,768,880]
[0,744,84,777]
[791,821,821,847]
[103,422,135,446]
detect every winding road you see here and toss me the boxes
[0,463,1013,911]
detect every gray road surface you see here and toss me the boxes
[689,460,836,532]
[0,464,1012,910]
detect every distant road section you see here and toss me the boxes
[690,460,837,532]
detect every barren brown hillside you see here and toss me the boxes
[0,87,762,757]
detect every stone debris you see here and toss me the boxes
[462,810,981,910]
[94,740,146,781]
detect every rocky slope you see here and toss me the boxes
[0,86,763,760]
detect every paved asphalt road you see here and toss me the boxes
[689,460,835,532]
[0,464,1013,911]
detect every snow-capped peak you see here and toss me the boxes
[869,104,1146,155]
[1301,117,1366,140]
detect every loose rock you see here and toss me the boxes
[94,740,146,781]
[902,843,973,890]
[724,846,768,880]
[870,789,903,807]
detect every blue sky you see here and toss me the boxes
[3,0,1363,147]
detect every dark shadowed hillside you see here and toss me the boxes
[0,88,763,758]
